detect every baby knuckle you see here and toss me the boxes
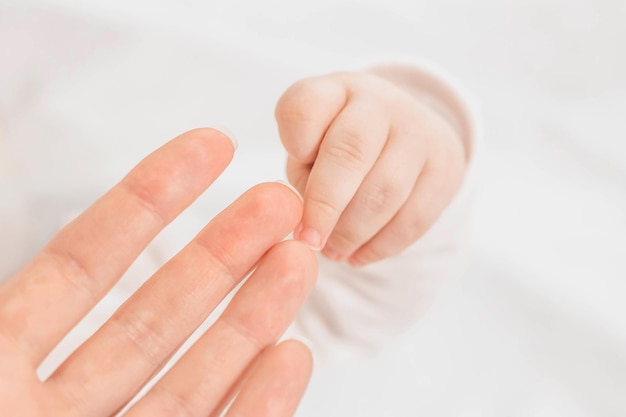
[276,78,327,122]
[362,181,403,214]
[400,217,427,242]
[309,194,341,219]
[325,132,366,170]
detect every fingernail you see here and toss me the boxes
[292,335,315,356]
[299,227,324,251]
[348,255,366,267]
[274,180,303,202]
[209,125,239,150]
[322,247,344,262]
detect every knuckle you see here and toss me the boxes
[193,236,238,285]
[275,78,327,123]
[308,193,341,219]
[108,309,170,368]
[220,316,265,352]
[324,131,366,171]
[361,180,404,215]
[120,179,167,228]
[43,246,99,305]
[399,216,427,242]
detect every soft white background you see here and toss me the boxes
[2,0,625,415]
[288,1,626,415]
[284,1,626,416]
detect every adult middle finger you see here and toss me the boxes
[46,183,303,417]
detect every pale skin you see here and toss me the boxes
[277,70,467,266]
[0,69,468,415]
[0,129,317,416]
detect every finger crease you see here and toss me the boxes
[325,138,368,172]
[108,311,171,368]
[119,181,167,229]
[191,239,239,288]
[43,246,100,306]
[310,195,341,218]
[219,317,264,353]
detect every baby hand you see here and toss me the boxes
[275,70,467,266]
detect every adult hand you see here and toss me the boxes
[0,128,317,416]
[276,71,466,266]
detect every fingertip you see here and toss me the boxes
[246,182,304,231]
[274,239,319,291]
[274,180,303,202]
[270,239,318,272]
[275,75,348,164]
[277,338,314,375]
[347,255,366,267]
[176,127,237,171]
[348,247,377,267]
[206,125,239,151]
[226,337,313,417]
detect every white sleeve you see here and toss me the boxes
[287,60,482,366]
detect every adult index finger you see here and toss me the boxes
[0,128,236,366]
